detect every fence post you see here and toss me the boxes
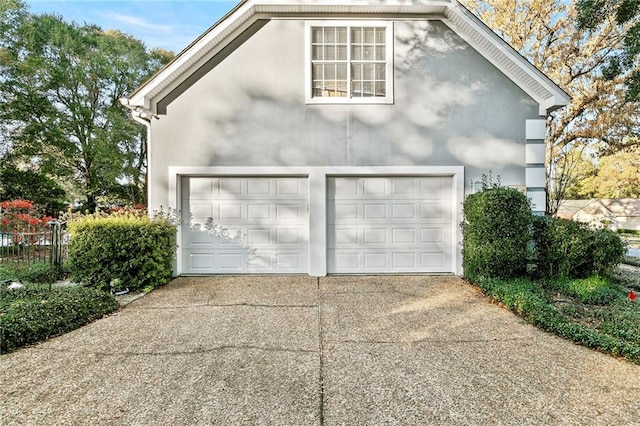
[47,220,62,275]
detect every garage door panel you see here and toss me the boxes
[189,253,215,270]
[392,252,416,268]
[219,204,243,220]
[420,177,451,198]
[363,179,387,195]
[392,179,414,194]
[422,252,445,268]
[392,204,415,219]
[275,203,304,221]
[332,178,359,195]
[275,228,301,244]
[363,204,387,220]
[183,177,308,274]
[190,203,215,219]
[275,252,303,269]
[331,227,358,245]
[218,252,245,268]
[247,204,271,220]
[334,252,359,269]
[189,178,215,196]
[365,253,388,268]
[421,227,446,244]
[332,203,358,220]
[219,178,243,195]
[363,228,387,245]
[247,178,270,195]
[217,228,244,245]
[189,231,215,245]
[276,179,303,195]
[420,202,450,221]
[392,228,416,244]
[328,176,453,273]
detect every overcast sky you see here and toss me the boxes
[24,0,239,53]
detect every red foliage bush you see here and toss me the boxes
[0,200,54,244]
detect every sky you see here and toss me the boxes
[24,0,240,54]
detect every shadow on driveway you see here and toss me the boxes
[2,275,640,425]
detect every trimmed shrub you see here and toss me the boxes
[591,227,626,276]
[67,212,176,291]
[462,186,532,279]
[532,216,590,278]
[0,285,119,353]
[532,216,625,278]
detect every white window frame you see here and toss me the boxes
[305,21,394,104]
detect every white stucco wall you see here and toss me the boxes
[148,19,540,210]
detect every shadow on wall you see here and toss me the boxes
[212,21,523,169]
[157,19,534,190]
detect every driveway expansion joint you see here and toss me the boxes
[317,276,326,426]
[329,337,532,345]
[136,302,317,310]
[33,345,318,357]
[321,289,422,298]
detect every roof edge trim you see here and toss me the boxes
[125,0,570,116]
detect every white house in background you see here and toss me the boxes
[122,0,569,276]
[558,199,640,231]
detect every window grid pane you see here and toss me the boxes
[311,25,387,99]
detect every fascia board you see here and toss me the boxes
[127,0,450,113]
[127,0,257,112]
[444,2,570,115]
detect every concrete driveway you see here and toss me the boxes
[2,276,640,425]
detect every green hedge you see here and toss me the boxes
[67,213,176,292]
[0,285,119,353]
[532,216,625,278]
[462,186,532,279]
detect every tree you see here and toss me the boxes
[577,0,640,100]
[554,144,598,199]
[462,0,640,214]
[0,162,67,215]
[0,2,173,211]
[582,148,640,198]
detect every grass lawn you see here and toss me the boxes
[471,263,640,364]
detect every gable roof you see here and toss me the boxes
[582,199,640,217]
[555,199,593,219]
[123,0,570,118]
[558,199,640,220]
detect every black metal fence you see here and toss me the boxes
[0,224,68,269]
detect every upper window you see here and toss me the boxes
[305,21,393,104]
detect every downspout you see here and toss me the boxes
[119,98,183,276]
[120,99,182,276]
[119,98,154,211]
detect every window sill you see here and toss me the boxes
[305,96,394,105]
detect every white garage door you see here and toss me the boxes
[182,176,308,273]
[327,176,454,273]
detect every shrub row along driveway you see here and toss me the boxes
[2,276,640,425]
